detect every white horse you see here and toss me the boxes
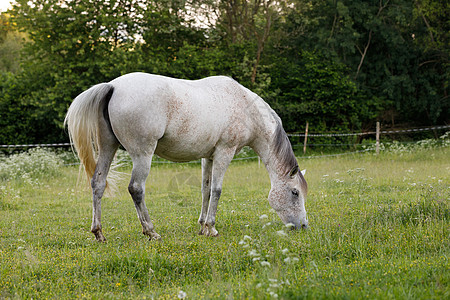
[65,72,308,242]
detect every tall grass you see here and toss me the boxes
[0,142,448,299]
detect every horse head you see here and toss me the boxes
[268,166,308,229]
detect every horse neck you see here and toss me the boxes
[248,103,287,184]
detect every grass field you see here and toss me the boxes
[0,146,449,299]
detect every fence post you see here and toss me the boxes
[303,122,309,154]
[376,121,380,155]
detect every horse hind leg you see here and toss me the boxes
[91,142,119,242]
[128,148,160,241]
[198,158,212,235]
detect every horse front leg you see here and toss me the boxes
[128,153,160,241]
[204,149,234,237]
[198,158,212,235]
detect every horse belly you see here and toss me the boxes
[155,132,217,162]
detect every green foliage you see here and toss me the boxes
[283,0,449,126]
[0,14,24,73]
[0,0,448,145]
[268,51,379,132]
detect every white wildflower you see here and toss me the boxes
[243,235,252,241]
[177,290,187,299]
[260,261,271,267]
[276,230,287,236]
[259,214,268,219]
[262,222,272,229]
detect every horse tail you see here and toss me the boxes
[64,83,116,190]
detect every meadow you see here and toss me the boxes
[0,144,449,299]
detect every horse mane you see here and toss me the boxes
[272,119,299,175]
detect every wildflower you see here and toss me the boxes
[243,235,252,241]
[259,214,268,219]
[248,249,259,257]
[260,261,271,267]
[262,222,271,229]
[256,283,262,288]
[177,290,187,299]
[281,248,289,255]
[276,230,287,236]
[284,257,291,263]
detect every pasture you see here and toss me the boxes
[0,146,449,299]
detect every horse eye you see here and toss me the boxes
[291,189,299,197]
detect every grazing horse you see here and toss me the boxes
[64,72,308,242]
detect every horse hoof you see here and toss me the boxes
[149,233,161,241]
[206,227,219,237]
[93,230,107,242]
[95,235,107,243]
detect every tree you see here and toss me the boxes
[279,0,448,126]
[268,51,376,133]
[2,0,149,143]
[1,0,447,145]
[215,0,288,84]
[0,13,24,73]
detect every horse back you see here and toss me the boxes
[107,73,258,161]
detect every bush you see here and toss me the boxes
[362,131,450,154]
[0,148,63,181]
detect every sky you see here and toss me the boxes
[0,0,13,12]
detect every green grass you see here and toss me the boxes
[0,148,449,299]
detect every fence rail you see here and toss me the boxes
[287,125,450,138]
[1,125,449,158]
[0,142,71,148]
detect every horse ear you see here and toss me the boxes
[289,166,299,178]
[301,169,306,176]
